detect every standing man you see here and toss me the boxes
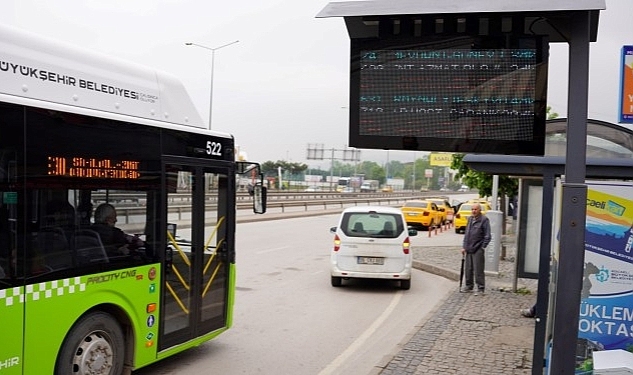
[461,203,491,295]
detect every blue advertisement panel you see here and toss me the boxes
[576,182,633,372]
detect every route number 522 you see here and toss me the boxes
[206,141,222,156]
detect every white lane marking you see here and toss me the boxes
[256,246,291,255]
[318,291,403,375]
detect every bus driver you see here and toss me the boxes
[91,203,144,256]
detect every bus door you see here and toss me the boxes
[159,159,234,350]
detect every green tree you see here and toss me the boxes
[356,161,385,183]
[331,160,356,177]
[451,154,518,197]
[400,157,433,190]
[261,160,308,177]
[385,160,405,179]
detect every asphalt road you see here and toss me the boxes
[134,214,455,375]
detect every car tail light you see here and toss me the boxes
[333,234,341,252]
[423,212,429,216]
[456,213,461,219]
[402,237,410,254]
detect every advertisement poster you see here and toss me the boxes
[619,45,633,123]
[576,182,633,372]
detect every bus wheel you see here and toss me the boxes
[55,311,125,375]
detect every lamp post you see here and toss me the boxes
[185,40,239,129]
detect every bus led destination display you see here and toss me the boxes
[349,35,548,155]
[47,156,141,179]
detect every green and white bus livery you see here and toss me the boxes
[0,23,266,375]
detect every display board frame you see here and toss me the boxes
[349,34,549,155]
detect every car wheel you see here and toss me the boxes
[55,311,125,375]
[455,228,460,234]
[400,279,411,290]
[331,276,342,287]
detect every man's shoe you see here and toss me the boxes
[521,309,535,318]
[460,288,473,293]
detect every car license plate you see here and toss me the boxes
[358,256,384,265]
[407,212,417,216]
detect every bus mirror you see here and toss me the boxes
[236,161,260,175]
[253,184,267,214]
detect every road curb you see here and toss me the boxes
[412,260,460,282]
[237,209,345,224]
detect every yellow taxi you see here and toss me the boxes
[454,201,491,234]
[426,198,454,224]
[468,198,490,205]
[400,200,440,230]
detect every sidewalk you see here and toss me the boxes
[376,222,539,375]
[240,208,541,374]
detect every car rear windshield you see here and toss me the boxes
[341,212,404,238]
[404,201,427,208]
[459,204,473,212]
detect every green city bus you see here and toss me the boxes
[0,24,266,374]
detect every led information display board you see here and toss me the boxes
[350,35,548,155]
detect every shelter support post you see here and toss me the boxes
[550,10,591,374]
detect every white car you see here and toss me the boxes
[329,206,418,290]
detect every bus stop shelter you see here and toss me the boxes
[464,118,633,373]
[317,0,606,372]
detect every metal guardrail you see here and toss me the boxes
[93,190,418,204]
[112,191,463,224]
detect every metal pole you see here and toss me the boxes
[550,11,590,374]
[185,40,239,129]
[412,152,416,193]
[329,148,334,192]
[209,49,216,129]
[492,175,499,210]
[385,150,390,187]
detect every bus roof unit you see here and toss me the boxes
[0,23,205,129]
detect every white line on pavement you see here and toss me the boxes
[317,291,403,375]
[256,246,291,254]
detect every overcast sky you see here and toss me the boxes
[2,0,631,168]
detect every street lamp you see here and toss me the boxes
[185,40,239,129]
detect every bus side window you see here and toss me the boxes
[27,199,77,275]
[74,229,109,265]
[0,200,11,280]
[34,227,72,271]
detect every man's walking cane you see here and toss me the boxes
[459,255,465,291]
